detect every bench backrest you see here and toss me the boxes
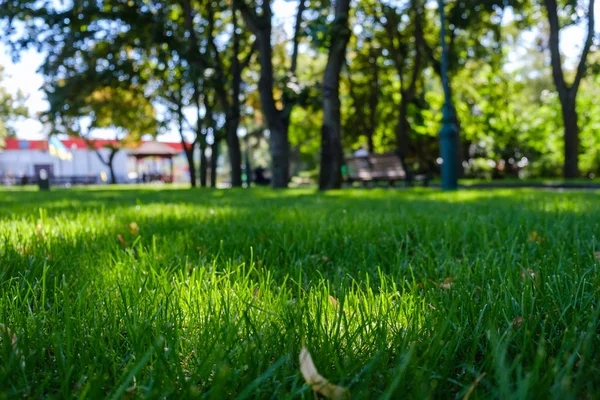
[346,152,407,181]
[346,157,372,180]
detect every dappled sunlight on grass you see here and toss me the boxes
[0,187,599,397]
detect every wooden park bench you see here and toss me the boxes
[345,152,429,187]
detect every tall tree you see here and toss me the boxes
[235,0,306,188]
[203,1,256,187]
[379,1,422,175]
[46,84,157,184]
[319,0,352,190]
[543,0,595,178]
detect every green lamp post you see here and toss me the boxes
[438,0,459,190]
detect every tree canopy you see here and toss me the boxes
[0,66,27,148]
[1,0,598,186]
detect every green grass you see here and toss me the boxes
[0,186,599,398]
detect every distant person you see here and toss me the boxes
[253,167,271,186]
[353,146,369,157]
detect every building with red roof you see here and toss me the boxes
[0,138,190,184]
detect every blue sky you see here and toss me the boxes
[1,0,598,141]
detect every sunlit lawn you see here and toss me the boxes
[0,186,599,398]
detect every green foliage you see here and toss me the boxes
[0,66,28,147]
[0,0,598,178]
[46,80,157,144]
[577,74,600,175]
[85,86,158,139]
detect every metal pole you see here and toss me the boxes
[438,0,459,190]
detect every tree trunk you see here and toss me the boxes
[319,0,352,191]
[236,1,291,188]
[89,143,119,185]
[108,162,117,184]
[395,95,412,178]
[543,0,594,179]
[367,46,379,154]
[185,148,196,187]
[224,1,245,188]
[199,143,208,187]
[269,119,290,188]
[175,97,196,188]
[226,120,243,187]
[561,96,579,178]
[107,149,118,184]
[257,30,290,189]
[210,139,219,188]
[319,106,344,190]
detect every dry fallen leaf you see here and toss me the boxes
[129,222,139,235]
[299,347,350,400]
[594,252,600,261]
[322,256,330,262]
[117,234,128,248]
[512,316,523,328]
[439,277,455,290]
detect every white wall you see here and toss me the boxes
[0,148,129,181]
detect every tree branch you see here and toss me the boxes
[240,41,258,70]
[572,0,595,94]
[180,0,204,79]
[82,136,110,166]
[233,0,262,35]
[414,1,441,76]
[406,2,422,99]
[206,2,231,111]
[544,0,567,94]
[290,0,306,75]
[344,58,367,134]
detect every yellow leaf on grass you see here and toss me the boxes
[299,347,350,400]
[528,231,543,244]
[129,222,139,235]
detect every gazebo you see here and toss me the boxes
[129,141,179,183]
